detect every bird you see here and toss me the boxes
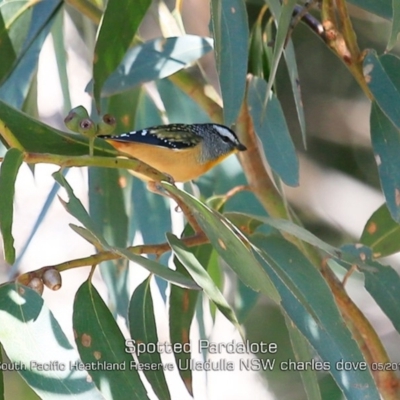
[98,123,247,182]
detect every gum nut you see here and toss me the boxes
[27,277,44,296]
[42,269,62,291]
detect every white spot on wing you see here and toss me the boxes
[141,130,147,136]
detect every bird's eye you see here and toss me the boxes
[220,135,230,143]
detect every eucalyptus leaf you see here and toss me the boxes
[102,36,213,97]
[0,0,62,108]
[0,283,101,400]
[370,101,400,222]
[129,277,171,400]
[211,0,248,125]
[92,0,152,106]
[163,182,280,301]
[73,280,149,399]
[0,148,23,264]
[248,76,299,186]
[364,51,400,131]
[360,203,400,257]
[167,233,244,338]
[252,235,379,400]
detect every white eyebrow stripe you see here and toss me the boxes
[213,125,238,143]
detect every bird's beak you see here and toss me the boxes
[237,143,247,151]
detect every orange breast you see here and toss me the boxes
[106,140,235,182]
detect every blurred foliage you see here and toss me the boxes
[0,0,400,399]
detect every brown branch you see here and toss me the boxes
[16,232,208,286]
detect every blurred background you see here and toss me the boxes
[0,0,399,399]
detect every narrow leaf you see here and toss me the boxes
[336,245,400,335]
[0,0,62,108]
[129,277,171,400]
[0,99,114,156]
[163,183,280,302]
[0,283,101,400]
[116,248,200,290]
[168,225,211,396]
[167,233,243,338]
[284,314,322,400]
[89,167,129,317]
[53,171,109,248]
[262,0,297,114]
[0,148,23,264]
[252,235,379,400]
[387,0,400,50]
[0,10,16,84]
[211,0,248,125]
[363,50,400,131]
[248,76,299,186]
[360,203,400,257]
[93,0,152,106]
[0,344,3,400]
[348,0,391,20]
[370,101,400,221]
[157,78,210,124]
[169,257,197,396]
[73,280,149,399]
[266,0,306,146]
[102,36,213,97]
[283,40,306,147]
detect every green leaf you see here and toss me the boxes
[128,277,171,400]
[89,168,128,248]
[93,0,152,106]
[360,203,400,257]
[364,51,400,131]
[169,257,197,396]
[336,244,400,335]
[73,280,149,399]
[130,179,171,249]
[211,0,248,125]
[262,0,297,114]
[102,36,213,97]
[52,171,109,248]
[252,235,379,400]
[157,78,210,124]
[224,211,264,235]
[89,167,129,317]
[0,283,101,399]
[284,314,322,400]
[0,0,62,108]
[0,148,23,264]
[370,101,400,222]
[168,225,212,396]
[116,249,201,290]
[348,0,392,20]
[0,99,114,156]
[265,0,306,147]
[387,0,400,50]
[248,76,299,186]
[0,344,3,400]
[167,233,243,338]
[248,10,268,78]
[107,86,141,133]
[0,10,16,84]
[163,183,280,302]
[283,40,306,147]
[247,214,381,268]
